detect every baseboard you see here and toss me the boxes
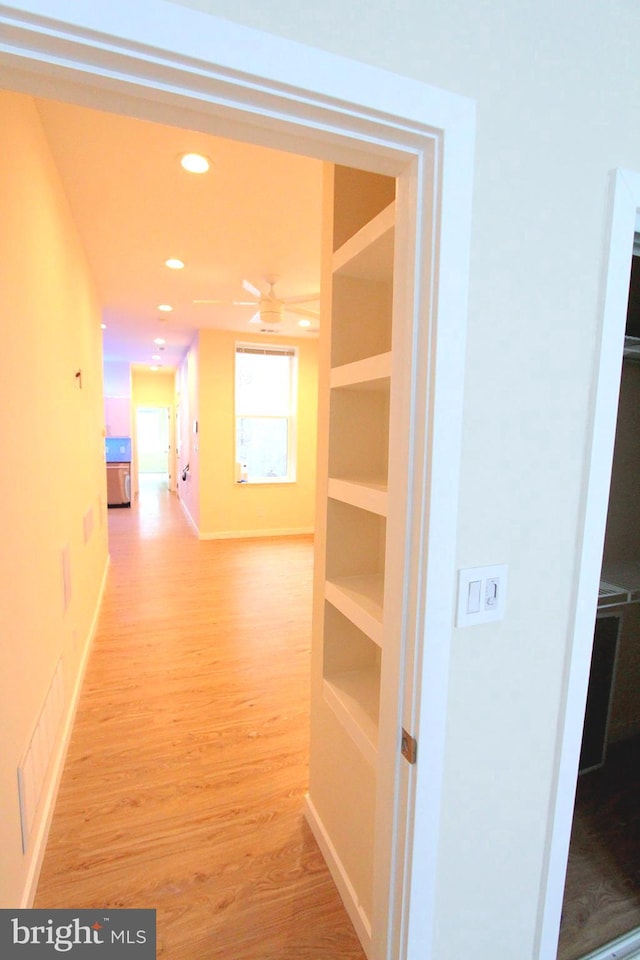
[199,526,315,540]
[178,496,199,536]
[20,554,111,908]
[177,495,314,541]
[303,793,372,959]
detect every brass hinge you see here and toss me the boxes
[401,728,417,764]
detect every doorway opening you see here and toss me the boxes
[539,171,640,960]
[0,6,475,957]
[136,406,170,494]
[558,237,640,960]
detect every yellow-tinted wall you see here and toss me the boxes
[193,329,317,537]
[0,91,108,906]
[131,368,176,408]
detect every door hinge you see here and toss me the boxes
[401,728,417,764]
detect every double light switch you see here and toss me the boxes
[456,564,508,627]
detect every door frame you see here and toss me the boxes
[537,169,640,958]
[0,3,476,955]
[135,405,172,488]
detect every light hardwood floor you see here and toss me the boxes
[35,481,365,960]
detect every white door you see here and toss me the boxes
[136,407,170,476]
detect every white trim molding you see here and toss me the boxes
[537,168,640,959]
[0,4,476,956]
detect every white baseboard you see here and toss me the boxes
[303,793,372,959]
[199,526,315,540]
[20,555,111,908]
[178,496,199,536]
[178,495,314,541]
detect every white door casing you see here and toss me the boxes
[0,2,475,956]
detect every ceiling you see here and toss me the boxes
[35,97,324,370]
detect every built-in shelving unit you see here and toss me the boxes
[306,164,397,953]
[324,188,394,766]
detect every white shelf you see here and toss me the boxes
[328,477,387,516]
[330,353,392,389]
[333,202,395,281]
[323,666,380,768]
[598,559,640,607]
[325,574,384,646]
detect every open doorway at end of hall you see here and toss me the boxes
[136,406,171,496]
[558,242,640,960]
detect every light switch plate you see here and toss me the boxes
[457,564,508,627]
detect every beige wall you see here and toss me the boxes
[131,368,175,408]
[0,91,108,906]
[165,1,640,954]
[177,342,200,528]
[183,329,317,538]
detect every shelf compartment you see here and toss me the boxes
[330,352,392,389]
[330,275,393,368]
[327,477,387,516]
[328,380,390,494]
[326,498,386,586]
[325,573,384,646]
[322,601,381,768]
[332,167,396,251]
[333,202,395,280]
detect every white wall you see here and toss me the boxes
[166,2,640,956]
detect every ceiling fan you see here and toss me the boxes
[194,276,320,326]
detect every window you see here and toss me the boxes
[235,344,298,482]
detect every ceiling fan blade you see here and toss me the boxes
[282,292,320,305]
[286,305,320,320]
[193,299,257,306]
[242,279,263,299]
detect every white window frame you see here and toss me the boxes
[234,343,298,484]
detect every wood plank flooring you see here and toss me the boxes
[558,735,640,960]
[35,481,365,960]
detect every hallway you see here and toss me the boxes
[34,485,365,959]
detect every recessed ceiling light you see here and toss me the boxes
[101,323,107,329]
[180,152,210,174]
[152,354,161,360]
[165,258,184,270]
[157,304,173,312]
[154,337,166,345]
[298,319,312,328]
[150,365,160,371]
